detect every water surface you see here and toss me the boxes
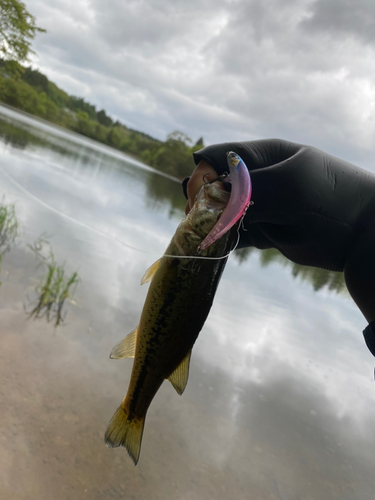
[0,104,374,500]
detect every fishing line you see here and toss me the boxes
[163,253,229,261]
[0,166,243,262]
[0,166,152,254]
[162,228,241,261]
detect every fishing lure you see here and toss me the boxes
[199,152,252,251]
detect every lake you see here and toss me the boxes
[0,104,374,500]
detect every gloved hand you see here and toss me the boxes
[185,138,375,328]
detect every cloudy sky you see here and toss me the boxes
[26,0,375,170]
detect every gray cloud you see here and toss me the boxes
[302,0,375,43]
[25,0,375,170]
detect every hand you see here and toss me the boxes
[186,139,375,324]
[184,161,218,215]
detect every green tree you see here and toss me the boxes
[106,125,123,149]
[73,110,96,138]
[0,60,199,179]
[152,131,195,178]
[21,66,48,91]
[0,0,45,62]
[45,80,69,108]
[69,96,97,121]
[97,109,113,127]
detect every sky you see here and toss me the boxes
[25,0,375,170]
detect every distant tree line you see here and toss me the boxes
[0,59,203,178]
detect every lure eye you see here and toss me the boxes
[226,151,240,168]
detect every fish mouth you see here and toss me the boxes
[202,182,231,208]
[176,182,230,251]
[203,172,232,193]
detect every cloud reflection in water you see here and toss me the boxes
[1,107,374,499]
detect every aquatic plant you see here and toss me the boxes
[0,199,19,253]
[0,199,19,282]
[26,236,80,326]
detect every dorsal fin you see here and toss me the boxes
[110,328,137,359]
[167,350,192,395]
[141,258,161,285]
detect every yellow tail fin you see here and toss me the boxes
[104,405,145,466]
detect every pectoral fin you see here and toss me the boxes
[167,350,192,395]
[110,328,137,359]
[141,258,161,285]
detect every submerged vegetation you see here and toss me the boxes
[0,59,202,178]
[0,198,19,282]
[0,198,19,253]
[0,197,79,325]
[26,236,80,327]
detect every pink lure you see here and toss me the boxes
[199,151,252,251]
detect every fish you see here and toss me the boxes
[104,179,239,465]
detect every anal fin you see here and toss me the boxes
[167,350,192,395]
[110,328,137,359]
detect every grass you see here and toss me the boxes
[27,236,80,327]
[0,199,19,282]
[0,201,19,250]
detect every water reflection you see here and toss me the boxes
[0,106,130,177]
[0,118,46,150]
[184,358,375,499]
[233,246,346,293]
[0,105,373,500]
[0,109,349,296]
[145,172,186,216]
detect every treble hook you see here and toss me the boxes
[203,172,229,184]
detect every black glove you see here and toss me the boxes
[193,139,375,273]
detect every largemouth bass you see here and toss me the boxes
[104,180,239,465]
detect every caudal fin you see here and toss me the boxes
[104,405,145,465]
